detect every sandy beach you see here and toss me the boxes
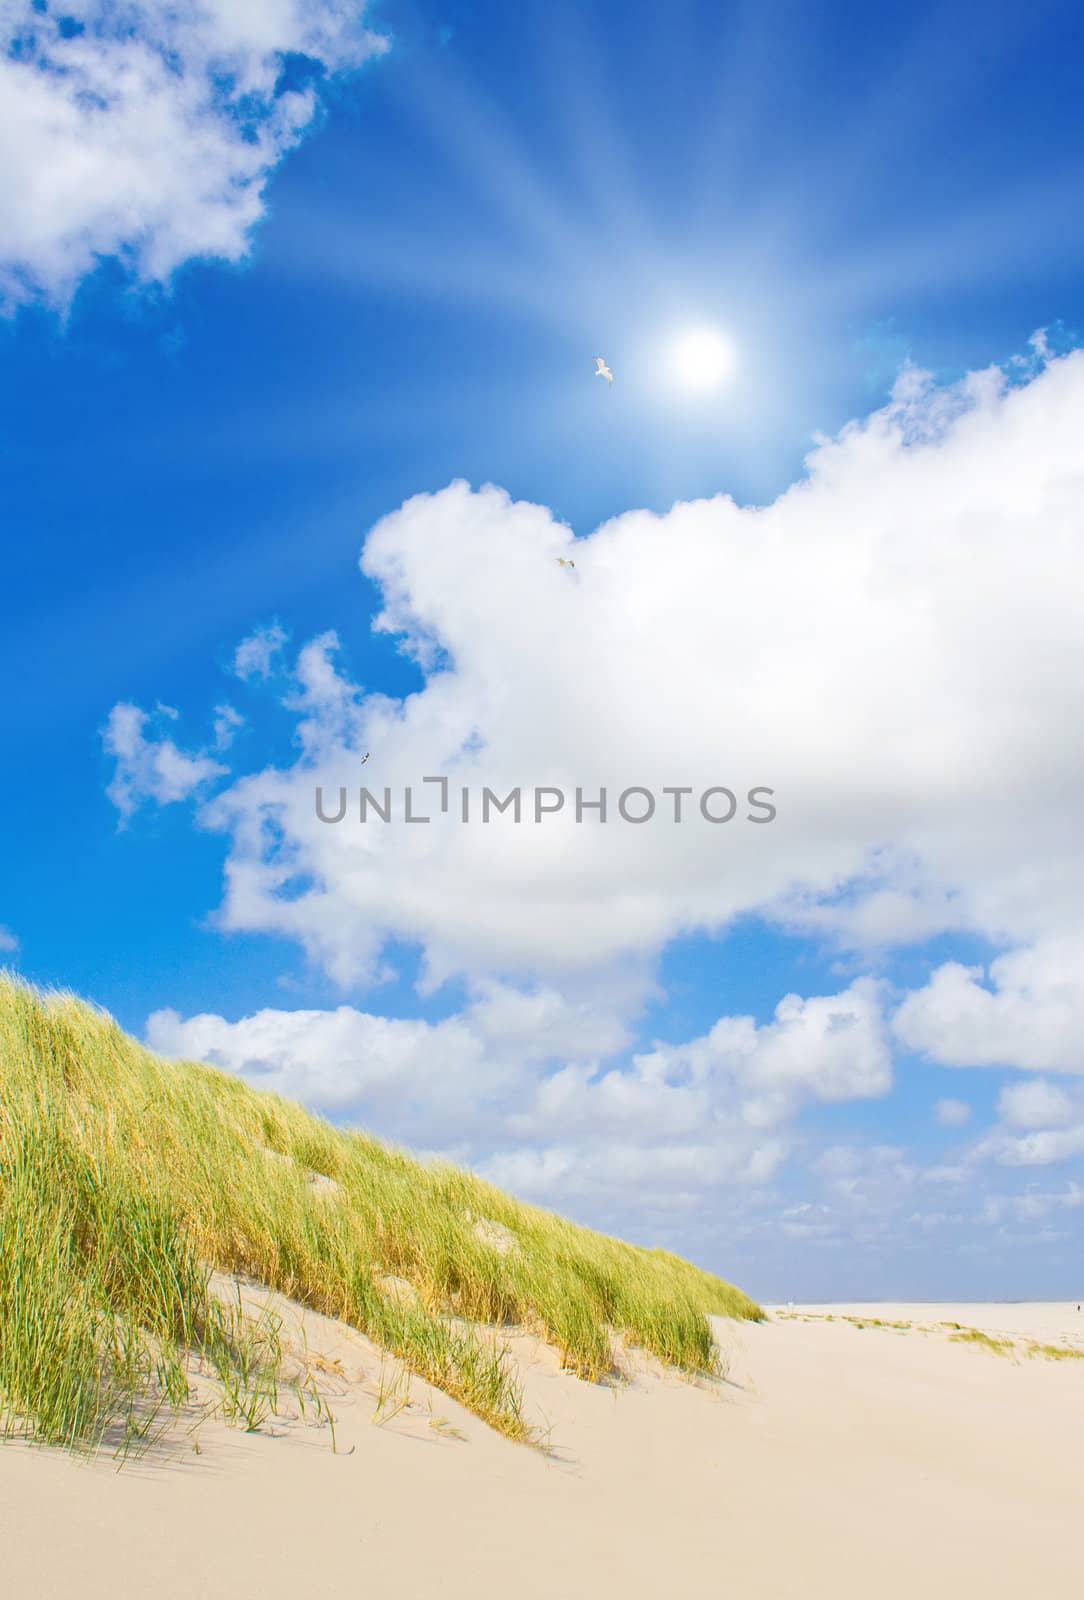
[2,1297,1079,1598]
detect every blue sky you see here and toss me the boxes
[3,0,1084,1300]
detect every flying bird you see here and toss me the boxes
[594,356,613,385]
[556,557,575,568]
[361,753,370,765]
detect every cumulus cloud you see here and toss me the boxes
[102,702,227,821]
[986,1127,1084,1167]
[148,977,886,1211]
[894,939,1084,1074]
[973,1117,1084,1170]
[115,347,1084,1249]
[182,348,1084,1007]
[528,979,892,1137]
[148,979,629,1138]
[0,2,386,310]
[960,1076,1084,1170]
[998,1079,1075,1130]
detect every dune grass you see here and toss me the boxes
[1024,1340,1084,1361]
[0,975,759,1453]
[840,1315,913,1332]
[946,1325,1015,1356]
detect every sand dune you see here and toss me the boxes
[2,1298,1080,1598]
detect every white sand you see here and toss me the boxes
[2,1297,1080,1597]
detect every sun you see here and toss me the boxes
[666,325,738,393]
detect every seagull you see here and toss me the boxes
[556,557,576,568]
[361,752,370,765]
[594,356,613,385]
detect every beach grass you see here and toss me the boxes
[946,1326,1015,1356]
[1023,1340,1084,1361]
[0,974,760,1453]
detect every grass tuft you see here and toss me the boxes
[1023,1340,1084,1362]
[947,1326,1015,1356]
[0,975,759,1452]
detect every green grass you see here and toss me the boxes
[0,975,760,1454]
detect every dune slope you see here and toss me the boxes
[0,975,758,1450]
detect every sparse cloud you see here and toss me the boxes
[935,1097,972,1127]
[102,702,227,822]
[212,704,245,752]
[982,1181,1084,1226]
[233,622,289,683]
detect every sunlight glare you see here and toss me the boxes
[666,326,738,393]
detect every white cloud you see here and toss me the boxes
[494,980,889,1205]
[147,977,887,1212]
[0,925,19,955]
[964,1077,1084,1170]
[998,1079,1075,1130]
[102,702,227,822]
[145,978,1080,1267]
[480,1137,786,1209]
[233,622,289,682]
[147,980,630,1141]
[894,939,1084,1074]
[177,349,1084,1010]
[974,1123,1084,1170]
[213,704,245,752]
[982,1182,1084,1225]
[119,346,1084,1243]
[0,3,386,311]
[935,1097,972,1127]
[775,1145,920,1247]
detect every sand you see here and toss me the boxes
[2,1296,1080,1598]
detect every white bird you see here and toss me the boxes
[594,356,613,385]
[361,752,370,766]
[556,557,576,568]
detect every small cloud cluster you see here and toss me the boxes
[0,2,386,311]
[233,622,289,683]
[212,704,245,753]
[894,939,1084,1075]
[102,702,228,823]
[970,1078,1084,1169]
